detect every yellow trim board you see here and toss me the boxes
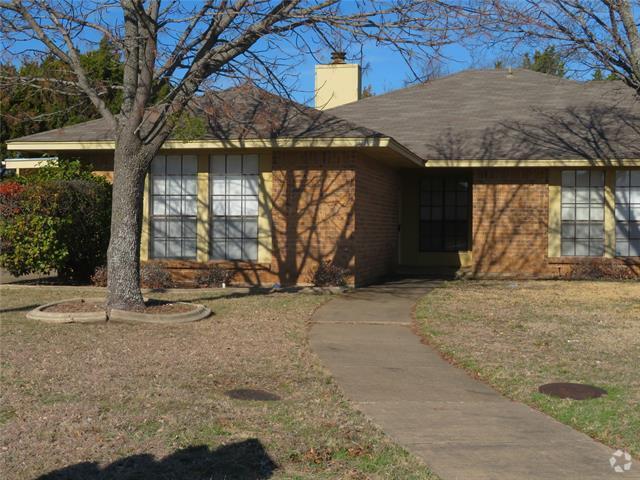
[257,153,273,264]
[140,174,150,261]
[7,137,391,151]
[604,169,616,258]
[196,154,210,263]
[547,170,562,258]
[426,159,640,168]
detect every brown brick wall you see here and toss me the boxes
[472,168,551,276]
[270,150,357,285]
[354,157,400,285]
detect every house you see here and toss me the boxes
[6,61,640,285]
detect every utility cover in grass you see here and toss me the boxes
[538,383,607,400]
[225,389,281,401]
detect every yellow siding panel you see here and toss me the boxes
[140,174,150,261]
[604,169,615,258]
[197,154,210,262]
[258,152,273,264]
[548,169,562,258]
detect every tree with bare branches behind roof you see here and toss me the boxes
[0,0,484,311]
[484,0,640,93]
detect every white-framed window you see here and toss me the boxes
[209,154,259,261]
[615,170,640,256]
[561,170,604,256]
[149,154,198,259]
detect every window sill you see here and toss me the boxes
[548,256,640,265]
[145,259,272,270]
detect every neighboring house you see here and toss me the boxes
[6,62,640,285]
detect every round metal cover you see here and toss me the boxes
[538,383,606,400]
[225,388,281,401]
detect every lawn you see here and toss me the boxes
[0,286,437,480]
[415,280,640,458]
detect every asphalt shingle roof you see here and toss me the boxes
[329,68,640,161]
[8,83,382,144]
[9,70,639,162]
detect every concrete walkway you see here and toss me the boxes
[310,279,637,480]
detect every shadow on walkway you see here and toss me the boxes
[37,439,277,480]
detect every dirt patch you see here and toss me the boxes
[42,299,105,313]
[143,300,198,314]
[416,280,640,458]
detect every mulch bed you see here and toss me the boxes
[43,299,105,313]
[43,299,197,314]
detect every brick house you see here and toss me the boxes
[6,65,640,284]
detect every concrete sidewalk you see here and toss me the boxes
[310,279,637,480]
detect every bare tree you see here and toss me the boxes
[0,0,481,310]
[485,1,640,93]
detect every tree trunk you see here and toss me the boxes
[106,137,152,311]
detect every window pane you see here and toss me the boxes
[616,241,629,257]
[182,239,196,258]
[562,206,575,221]
[167,239,181,257]
[575,223,589,238]
[211,155,226,173]
[227,238,242,259]
[561,188,575,204]
[212,239,226,259]
[630,239,640,256]
[589,223,604,239]
[227,176,242,195]
[227,155,242,173]
[243,155,259,174]
[590,170,604,187]
[242,239,258,261]
[182,196,197,216]
[152,176,166,195]
[168,219,181,237]
[153,197,166,215]
[183,177,197,195]
[616,170,629,187]
[151,155,165,174]
[228,199,242,216]
[575,188,589,204]
[166,155,181,175]
[168,197,181,215]
[590,208,603,221]
[182,155,197,175]
[212,197,226,215]
[183,219,197,238]
[575,207,589,221]
[631,170,640,187]
[561,240,574,256]
[212,219,226,238]
[244,176,259,196]
[167,177,181,195]
[152,240,165,258]
[561,223,575,238]
[212,177,226,195]
[227,218,243,237]
[244,219,258,238]
[244,199,259,216]
[576,170,590,187]
[561,170,575,187]
[575,239,589,256]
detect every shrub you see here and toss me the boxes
[140,263,174,289]
[0,161,112,282]
[91,265,108,287]
[570,258,636,280]
[196,264,232,287]
[0,181,25,217]
[311,261,349,287]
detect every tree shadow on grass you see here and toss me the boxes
[37,439,277,480]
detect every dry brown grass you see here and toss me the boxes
[416,280,640,458]
[0,286,437,480]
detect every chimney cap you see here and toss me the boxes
[330,51,347,64]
